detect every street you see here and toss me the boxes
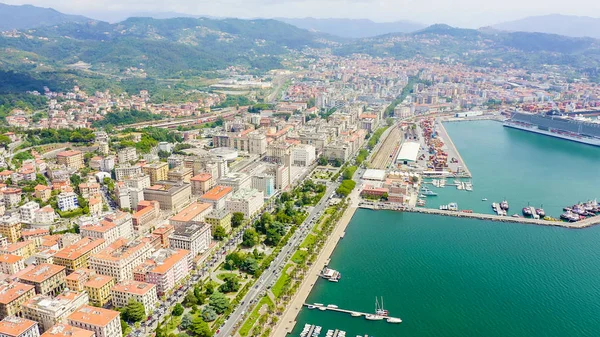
[216,182,338,336]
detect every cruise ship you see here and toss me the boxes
[503,111,600,147]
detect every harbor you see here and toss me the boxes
[291,120,600,337]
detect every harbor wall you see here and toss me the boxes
[359,204,600,229]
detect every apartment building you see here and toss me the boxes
[167,167,193,183]
[169,222,211,258]
[2,188,22,208]
[22,290,88,332]
[18,264,66,296]
[33,207,56,226]
[248,131,267,155]
[33,186,51,203]
[114,165,142,181]
[80,221,119,246]
[56,151,83,170]
[124,175,151,190]
[115,185,144,211]
[0,282,36,318]
[52,238,106,273]
[141,162,168,185]
[0,317,40,337]
[133,249,190,296]
[117,147,137,164]
[0,255,24,275]
[143,181,191,212]
[217,172,251,192]
[77,183,100,199]
[64,269,94,292]
[110,280,158,315]
[168,202,213,228]
[292,144,316,166]
[83,275,115,307]
[225,188,265,219]
[67,306,122,337]
[151,225,174,249]
[19,202,39,225]
[88,239,152,282]
[199,185,233,210]
[205,209,232,234]
[0,217,21,243]
[102,212,134,241]
[251,174,275,198]
[132,200,160,230]
[40,323,94,337]
[0,241,36,259]
[190,173,213,195]
[56,193,78,212]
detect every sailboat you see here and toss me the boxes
[365,297,385,320]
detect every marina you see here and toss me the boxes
[292,120,600,337]
[299,324,373,337]
[303,301,402,324]
[291,210,600,337]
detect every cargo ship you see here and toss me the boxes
[503,111,600,147]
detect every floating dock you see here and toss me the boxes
[303,303,402,322]
[359,204,600,229]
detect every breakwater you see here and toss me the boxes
[359,203,600,229]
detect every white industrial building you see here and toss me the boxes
[396,142,420,164]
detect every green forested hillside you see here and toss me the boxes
[0,17,322,78]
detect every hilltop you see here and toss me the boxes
[0,3,92,31]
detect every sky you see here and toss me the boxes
[4,0,600,28]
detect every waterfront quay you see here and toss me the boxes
[434,119,471,178]
[359,203,600,229]
[302,303,402,321]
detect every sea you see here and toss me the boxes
[290,120,600,337]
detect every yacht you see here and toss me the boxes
[387,317,402,324]
[365,314,384,321]
[422,190,438,196]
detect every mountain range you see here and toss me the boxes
[275,18,425,38]
[491,14,600,39]
[0,3,90,31]
[1,3,600,95]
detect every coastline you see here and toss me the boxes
[272,205,358,336]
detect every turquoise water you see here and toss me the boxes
[426,120,600,217]
[291,211,600,337]
[291,121,600,337]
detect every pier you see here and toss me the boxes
[436,120,472,178]
[302,303,402,322]
[359,203,600,229]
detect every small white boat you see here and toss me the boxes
[482,198,488,201]
[314,303,324,306]
[387,317,402,324]
[319,306,327,311]
[351,312,362,317]
[327,304,339,308]
[365,314,384,321]
[307,305,316,309]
